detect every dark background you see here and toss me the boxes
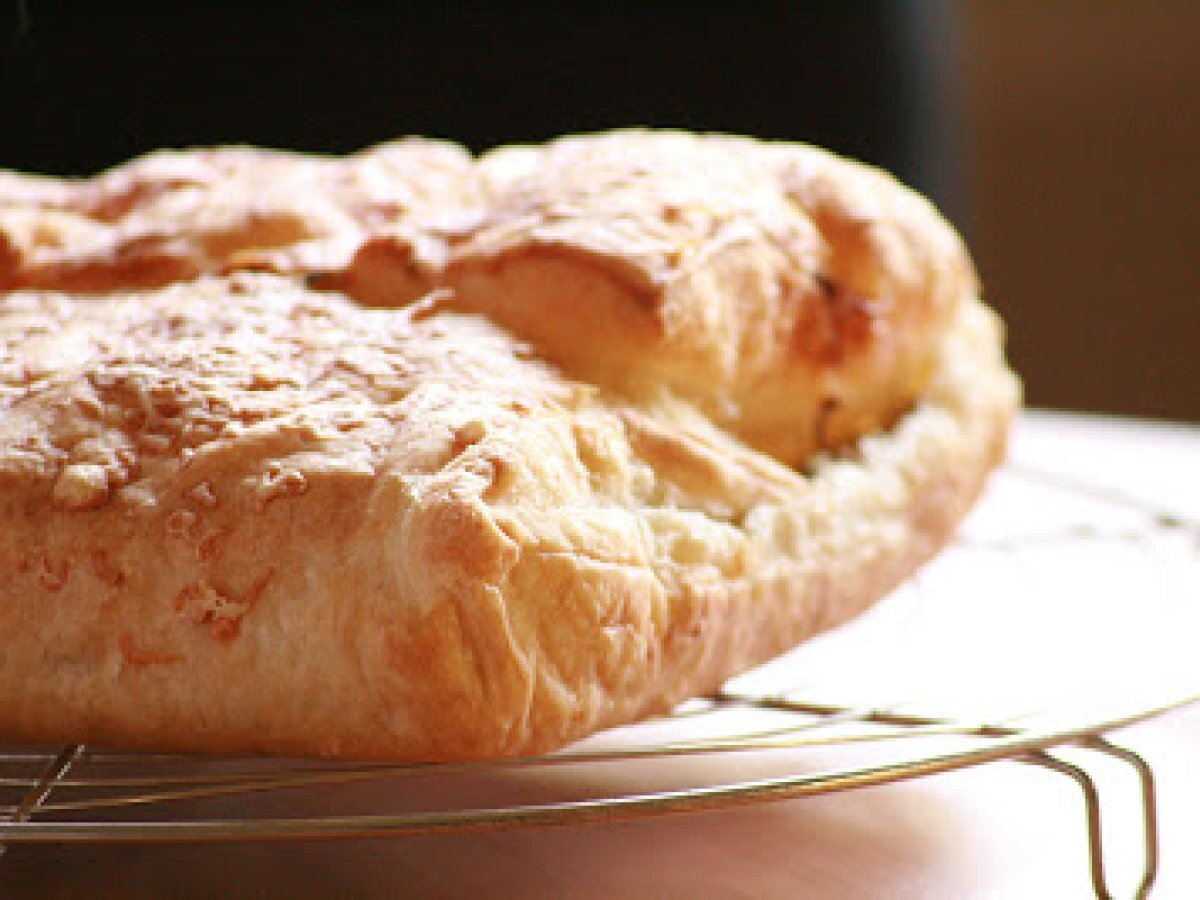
[0,3,959,204]
[2,2,1196,423]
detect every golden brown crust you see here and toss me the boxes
[5,131,975,464]
[0,131,1019,760]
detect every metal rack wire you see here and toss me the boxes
[2,460,1198,900]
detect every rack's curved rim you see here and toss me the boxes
[0,690,1194,844]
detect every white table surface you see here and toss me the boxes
[2,409,1198,899]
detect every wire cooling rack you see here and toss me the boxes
[2,451,1199,900]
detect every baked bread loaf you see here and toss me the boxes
[0,132,1019,760]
